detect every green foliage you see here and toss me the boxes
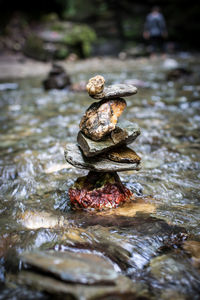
[41,13,59,23]
[55,46,69,59]
[123,17,143,39]
[62,25,96,57]
[61,0,98,20]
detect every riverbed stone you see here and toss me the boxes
[80,98,126,141]
[77,120,140,157]
[90,84,137,100]
[105,146,141,163]
[148,252,200,297]
[15,271,148,300]
[64,143,141,172]
[21,250,118,285]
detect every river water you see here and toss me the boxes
[0,55,200,299]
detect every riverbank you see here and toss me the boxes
[1,51,200,82]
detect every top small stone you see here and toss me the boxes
[86,75,105,96]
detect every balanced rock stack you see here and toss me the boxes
[65,75,141,209]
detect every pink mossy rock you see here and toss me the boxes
[79,98,126,141]
[69,171,133,210]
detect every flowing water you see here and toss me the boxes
[0,55,200,299]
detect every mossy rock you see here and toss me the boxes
[24,35,69,61]
[24,35,52,61]
[62,24,96,57]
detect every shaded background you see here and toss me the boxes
[0,0,200,60]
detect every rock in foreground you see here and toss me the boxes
[80,98,126,141]
[15,271,147,300]
[77,120,140,157]
[65,144,141,172]
[21,250,117,284]
[69,171,133,209]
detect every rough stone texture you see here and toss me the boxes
[43,63,71,90]
[80,98,126,141]
[90,84,137,100]
[65,144,141,172]
[21,250,117,284]
[15,271,148,300]
[69,172,133,209]
[86,75,105,96]
[105,146,141,163]
[77,120,140,157]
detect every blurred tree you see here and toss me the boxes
[0,0,200,49]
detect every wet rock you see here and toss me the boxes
[15,271,148,300]
[162,58,179,70]
[20,211,68,229]
[166,67,192,81]
[105,146,141,163]
[90,84,137,100]
[80,98,126,141]
[149,253,200,297]
[77,121,140,157]
[86,75,105,96]
[21,250,118,285]
[0,83,18,91]
[64,144,141,172]
[46,216,187,274]
[183,240,200,268]
[69,171,133,209]
[43,63,71,90]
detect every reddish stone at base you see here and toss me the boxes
[69,171,133,210]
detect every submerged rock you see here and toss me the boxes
[20,211,68,229]
[69,171,133,209]
[105,146,141,163]
[86,75,105,96]
[43,63,71,90]
[77,120,141,157]
[80,98,126,141]
[183,240,200,269]
[65,143,141,172]
[21,250,118,285]
[15,271,148,300]
[90,84,137,100]
[148,253,200,297]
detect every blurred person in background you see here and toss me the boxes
[143,6,168,56]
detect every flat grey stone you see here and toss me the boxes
[21,250,117,285]
[77,120,141,157]
[65,143,141,172]
[16,271,146,299]
[91,84,137,100]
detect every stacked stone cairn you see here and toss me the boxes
[65,75,141,210]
